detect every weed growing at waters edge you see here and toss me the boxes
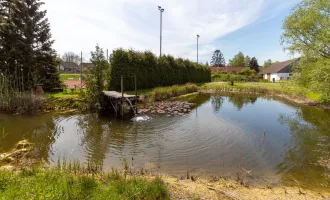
[0,167,170,200]
[151,83,198,101]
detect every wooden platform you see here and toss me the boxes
[103,91,137,100]
[103,91,138,117]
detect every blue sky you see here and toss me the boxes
[44,0,300,65]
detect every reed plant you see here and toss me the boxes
[0,73,42,114]
[151,83,198,101]
[0,166,170,199]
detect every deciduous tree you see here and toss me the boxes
[281,0,330,102]
[263,59,272,68]
[228,51,245,67]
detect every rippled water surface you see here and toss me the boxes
[1,93,330,189]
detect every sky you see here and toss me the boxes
[43,0,301,65]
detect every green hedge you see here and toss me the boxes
[109,49,211,91]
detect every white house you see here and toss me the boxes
[261,59,298,82]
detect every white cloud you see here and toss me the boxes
[43,0,298,63]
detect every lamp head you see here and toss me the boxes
[197,34,200,38]
[158,6,161,10]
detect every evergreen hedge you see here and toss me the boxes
[109,49,211,91]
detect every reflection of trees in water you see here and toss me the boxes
[77,114,114,165]
[176,93,210,107]
[77,114,143,166]
[277,106,330,189]
[227,94,258,110]
[211,96,224,112]
[0,114,57,162]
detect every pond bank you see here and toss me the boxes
[1,166,328,199]
[1,139,329,199]
[200,82,330,110]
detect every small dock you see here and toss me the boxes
[103,91,138,117]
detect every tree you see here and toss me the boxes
[281,0,330,102]
[85,45,110,110]
[281,0,330,58]
[244,56,251,67]
[61,52,82,65]
[210,50,226,67]
[0,0,60,90]
[228,51,245,67]
[263,59,272,68]
[205,61,209,67]
[249,57,259,72]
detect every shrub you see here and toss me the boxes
[0,75,43,114]
[109,49,211,91]
[151,83,198,101]
[85,45,110,110]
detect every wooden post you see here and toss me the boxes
[135,75,137,114]
[121,75,124,117]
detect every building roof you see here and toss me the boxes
[60,61,79,70]
[261,59,298,74]
[210,66,246,73]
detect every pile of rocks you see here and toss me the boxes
[138,101,195,116]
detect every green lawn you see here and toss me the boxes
[0,168,170,200]
[60,74,82,81]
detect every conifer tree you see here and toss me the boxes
[0,0,60,90]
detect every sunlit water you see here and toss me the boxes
[1,93,329,189]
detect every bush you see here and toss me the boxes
[0,75,43,114]
[151,83,198,101]
[109,49,211,91]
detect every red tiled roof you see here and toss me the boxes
[210,66,246,73]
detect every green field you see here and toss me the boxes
[60,74,82,80]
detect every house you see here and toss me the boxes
[210,66,246,74]
[81,63,95,72]
[261,59,298,82]
[59,61,80,73]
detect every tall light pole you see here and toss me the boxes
[158,6,165,57]
[197,34,200,63]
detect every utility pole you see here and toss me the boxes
[107,49,109,62]
[197,34,200,63]
[80,51,82,89]
[158,6,165,57]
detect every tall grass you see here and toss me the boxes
[151,83,198,101]
[0,74,42,114]
[0,167,170,199]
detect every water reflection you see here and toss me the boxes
[0,114,57,161]
[1,93,330,191]
[278,106,330,189]
[227,94,258,110]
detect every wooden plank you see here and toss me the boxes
[103,91,137,99]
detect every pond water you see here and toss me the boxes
[1,93,329,189]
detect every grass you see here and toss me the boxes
[200,81,321,102]
[0,168,170,200]
[60,74,82,81]
[150,83,199,101]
